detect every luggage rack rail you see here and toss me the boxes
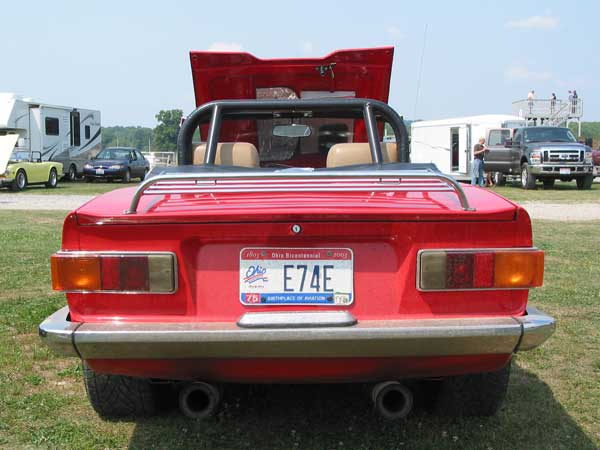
[126,169,474,214]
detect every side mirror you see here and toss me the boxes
[504,139,513,148]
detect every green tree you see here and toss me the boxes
[153,109,183,151]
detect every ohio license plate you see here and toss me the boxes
[95,169,104,175]
[559,168,571,175]
[240,248,353,306]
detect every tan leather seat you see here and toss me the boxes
[193,142,260,168]
[326,143,398,168]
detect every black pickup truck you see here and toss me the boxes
[485,126,594,189]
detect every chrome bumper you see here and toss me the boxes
[39,306,555,359]
[530,164,593,175]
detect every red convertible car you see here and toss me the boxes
[39,48,554,421]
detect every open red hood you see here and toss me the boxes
[189,47,394,106]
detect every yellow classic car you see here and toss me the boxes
[0,133,62,191]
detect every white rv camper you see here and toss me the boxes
[410,114,525,180]
[0,93,101,179]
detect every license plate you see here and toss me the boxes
[240,248,353,306]
[559,168,571,175]
[95,169,104,175]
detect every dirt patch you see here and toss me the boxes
[521,202,600,221]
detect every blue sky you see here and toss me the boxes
[1,0,597,127]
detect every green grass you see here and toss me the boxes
[488,180,600,203]
[0,211,598,449]
[9,180,134,196]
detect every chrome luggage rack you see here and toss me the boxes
[126,168,474,214]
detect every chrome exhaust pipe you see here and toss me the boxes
[371,381,413,420]
[178,382,221,419]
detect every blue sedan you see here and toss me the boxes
[83,147,150,183]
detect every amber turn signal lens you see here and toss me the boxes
[51,255,101,291]
[494,251,544,288]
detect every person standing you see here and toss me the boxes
[527,90,535,113]
[572,90,578,114]
[472,138,487,186]
[550,93,557,114]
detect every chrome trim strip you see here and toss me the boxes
[37,305,555,360]
[237,311,357,328]
[38,306,80,357]
[416,247,542,292]
[52,251,178,294]
[126,169,475,214]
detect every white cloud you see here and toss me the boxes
[505,15,559,30]
[300,41,315,55]
[505,65,553,81]
[386,25,404,39]
[207,42,243,52]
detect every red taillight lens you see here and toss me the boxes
[419,249,544,291]
[51,252,176,293]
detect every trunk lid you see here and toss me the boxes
[190,47,394,106]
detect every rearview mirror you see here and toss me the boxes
[273,124,311,138]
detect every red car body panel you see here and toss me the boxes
[86,354,512,383]
[57,184,531,380]
[39,49,553,389]
[189,47,394,149]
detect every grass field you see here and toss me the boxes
[7,178,600,204]
[0,211,598,449]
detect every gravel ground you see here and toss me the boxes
[0,194,599,221]
[0,194,95,211]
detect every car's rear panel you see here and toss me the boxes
[57,186,534,381]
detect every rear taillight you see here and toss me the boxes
[418,248,543,291]
[51,252,176,293]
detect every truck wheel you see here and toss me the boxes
[122,169,131,183]
[521,163,537,190]
[576,175,594,190]
[66,164,77,182]
[542,178,555,189]
[11,170,27,191]
[83,362,158,418]
[45,168,58,188]
[433,361,511,417]
[493,172,506,186]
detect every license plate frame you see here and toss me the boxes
[239,247,354,306]
[95,169,105,175]
[559,168,571,175]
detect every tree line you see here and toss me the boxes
[101,109,184,151]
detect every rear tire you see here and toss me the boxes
[542,178,555,189]
[45,168,58,188]
[83,362,158,418]
[66,164,77,182]
[433,361,511,417]
[11,170,27,191]
[140,168,149,181]
[122,169,131,183]
[521,163,536,189]
[576,175,594,190]
[493,172,506,186]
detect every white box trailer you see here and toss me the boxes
[0,93,101,179]
[410,114,525,180]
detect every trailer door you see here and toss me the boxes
[29,106,42,154]
[459,125,470,175]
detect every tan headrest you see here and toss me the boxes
[193,142,260,168]
[326,143,398,168]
